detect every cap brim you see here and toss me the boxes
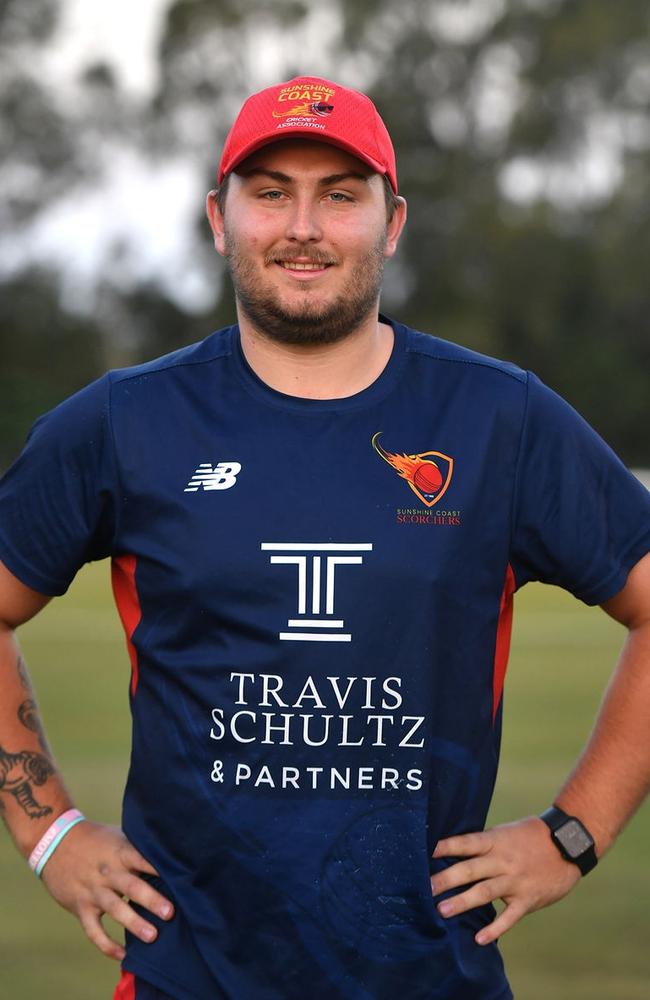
[220,131,391,188]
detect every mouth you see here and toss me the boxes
[267,251,337,277]
[271,258,336,282]
[277,261,333,271]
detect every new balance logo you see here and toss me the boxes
[184,462,242,492]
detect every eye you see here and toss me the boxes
[327,191,353,203]
[260,189,285,201]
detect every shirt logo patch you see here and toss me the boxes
[372,433,453,508]
[261,542,372,642]
[184,462,242,492]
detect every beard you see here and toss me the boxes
[223,227,388,347]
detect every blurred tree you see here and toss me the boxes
[1,0,649,466]
[0,271,104,466]
[338,0,650,461]
[0,0,109,465]
[0,0,79,222]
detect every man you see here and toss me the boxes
[0,76,649,1000]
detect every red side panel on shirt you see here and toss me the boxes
[492,563,516,722]
[113,970,136,1000]
[111,554,142,696]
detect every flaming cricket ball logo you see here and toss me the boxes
[372,432,454,508]
[273,101,335,119]
[272,83,336,126]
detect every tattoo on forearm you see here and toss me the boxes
[16,653,31,692]
[18,699,38,733]
[17,699,49,753]
[0,744,54,819]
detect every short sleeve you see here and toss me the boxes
[510,373,650,604]
[0,374,119,595]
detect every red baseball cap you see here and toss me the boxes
[218,76,398,193]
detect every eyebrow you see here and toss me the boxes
[320,171,370,186]
[239,168,371,186]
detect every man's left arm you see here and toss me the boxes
[431,550,650,945]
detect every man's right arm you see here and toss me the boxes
[0,559,174,961]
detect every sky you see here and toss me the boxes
[42,0,169,101]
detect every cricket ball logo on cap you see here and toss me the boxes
[273,101,335,119]
[372,432,454,508]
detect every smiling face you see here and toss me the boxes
[206,139,406,346]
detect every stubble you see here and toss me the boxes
[223,228,388,347]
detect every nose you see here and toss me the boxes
[284,196,323,243]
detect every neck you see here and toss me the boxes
[236,309,394,400]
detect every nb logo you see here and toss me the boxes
[184,462,242,492]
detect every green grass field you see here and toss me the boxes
[0,563,648,999]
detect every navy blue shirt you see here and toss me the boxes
[2,319,649,1000]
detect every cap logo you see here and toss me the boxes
[272,83,336,120]
[272,102,335,120]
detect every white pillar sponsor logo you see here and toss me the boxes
[261,542,373,642]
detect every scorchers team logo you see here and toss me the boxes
[372,432,454,508]
[271,83,336,124]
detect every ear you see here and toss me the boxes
[383,196,407,260]
[206,191,227,256]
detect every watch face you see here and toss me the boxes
[556,819,594,858]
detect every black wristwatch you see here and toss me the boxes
[539,805,598,876]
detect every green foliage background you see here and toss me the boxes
[1,0,649,467]
[0,564,648,999]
